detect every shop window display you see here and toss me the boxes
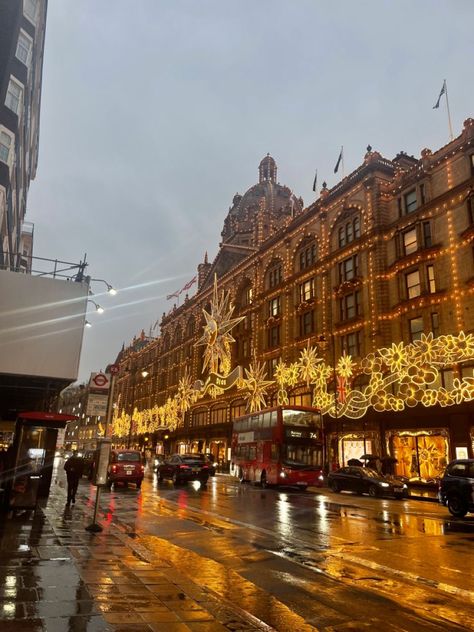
[391,432,448,481]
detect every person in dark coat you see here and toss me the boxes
[64,451,84,506]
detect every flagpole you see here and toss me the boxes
[444,80,454,141]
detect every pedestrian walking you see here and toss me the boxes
[64,451,84,506]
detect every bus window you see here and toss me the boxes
[249,445,256,460]
[271,444,279,461]
[262,412,272,428]
[282,409,321,428]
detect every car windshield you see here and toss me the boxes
[117,452,140,462]
[363,468,381,479]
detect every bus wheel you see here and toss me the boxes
[260,472,268,489]
[238,468,245,484]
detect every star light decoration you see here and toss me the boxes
[176,369,197,415]
[241,360,274,413]
[194,275,244,376]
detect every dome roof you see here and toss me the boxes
[221,155,303,246]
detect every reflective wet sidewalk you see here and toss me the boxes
[0,479,271,632]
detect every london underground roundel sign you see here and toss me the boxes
[89,372,110,390]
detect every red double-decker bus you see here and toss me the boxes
[231,405,324,490]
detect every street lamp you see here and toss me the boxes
[90,278,117,295]
[88,299,104,314]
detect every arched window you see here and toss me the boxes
[337,214,361,248]
[296,237,317,271]
[266,259,283,289]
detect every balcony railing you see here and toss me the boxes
[0,251,88,280]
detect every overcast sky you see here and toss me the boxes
[27,0,473,383]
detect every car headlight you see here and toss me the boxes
[318,474,324,481]
[379,482,390,487]
[402,484,408,489]
[279,471,286,478]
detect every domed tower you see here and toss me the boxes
[221,155,302,248]
[259,153,277,183]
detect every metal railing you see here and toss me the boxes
[0,251,88,281]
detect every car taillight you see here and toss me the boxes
[202,465,208,470]
[179,465,190,470]
[140,465,145,472]
[112,464,117,473]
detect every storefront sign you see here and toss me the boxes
[237,431,255,444]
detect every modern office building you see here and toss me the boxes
[0,0,47,270]
[112,120,474,478]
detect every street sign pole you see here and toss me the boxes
[86,371,117,533]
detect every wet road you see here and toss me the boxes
[77,468,474,631]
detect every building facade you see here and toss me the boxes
[112,121,474,479]
[0,0,47,270]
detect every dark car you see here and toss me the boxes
[157,454,210,486]
[439,459,474,518]
[328,466,408,498]
[106,449,144,489]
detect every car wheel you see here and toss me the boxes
[329,480,340,493]
[297,484,308,492]
[260,472,267,489]
[200,477,209,487]
[447,495,468,518]
[238,468,245,484]
[368,485,378,498]
[172,472,180,485]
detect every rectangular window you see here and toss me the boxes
[431,312,440,337]
[268,326,280,348]
[341,331,361,357]
[269,266,282,288]
[409,317,424,342]
[5,78,22,115]
[23,0,38,23]
[267,356,280,379]
[16,31,33,66]
[422,221,432,247]
[268,296,281,317]
[299,243,316,269]
[338,226,346,248]
[299,278,314,302]
[427,264,436,293]
[404,190,417,213]
[353,217,360,239]
[299,310,314,336]
[403,228,417,255]
[405,270,421,299]
[0,131,12,163]
[338,254,358,283]
[339,291,360,321]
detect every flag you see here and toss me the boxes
[433,80,446,109]
[166,291,179,300]
[180,275,197,294]
[334,147,343,173]
[312,169,318,192]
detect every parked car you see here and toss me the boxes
[439,459,474,518]
[106,449,144,489]
[328,466,408,498]
[157,454,210,486]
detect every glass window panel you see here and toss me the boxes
[406,270,421,298]
[403,228,417,255]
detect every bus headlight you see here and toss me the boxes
[279,471,287,478]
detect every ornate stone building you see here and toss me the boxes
[113,121,474,477]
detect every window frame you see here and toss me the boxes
[16,30,33,67]
[299,310,314,337]
[23,0,39,24]
[267,325,280,348]
[403,227,418,255]
[409,316,424,342]
[5,77,23,115]
[427,264,436,294]
[405,269,421,299]
[404,189,417,214]
[299,278,314,303]
[268,296,281,318]
[0,129,13,164]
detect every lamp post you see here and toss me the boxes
[127,369,149,448]
[317,333,340,469]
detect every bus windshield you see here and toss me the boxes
[282,408,321,428]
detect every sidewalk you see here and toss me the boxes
[0,478,272,632]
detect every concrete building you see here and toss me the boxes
[0,0,47,270]
[112,120,474,477]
